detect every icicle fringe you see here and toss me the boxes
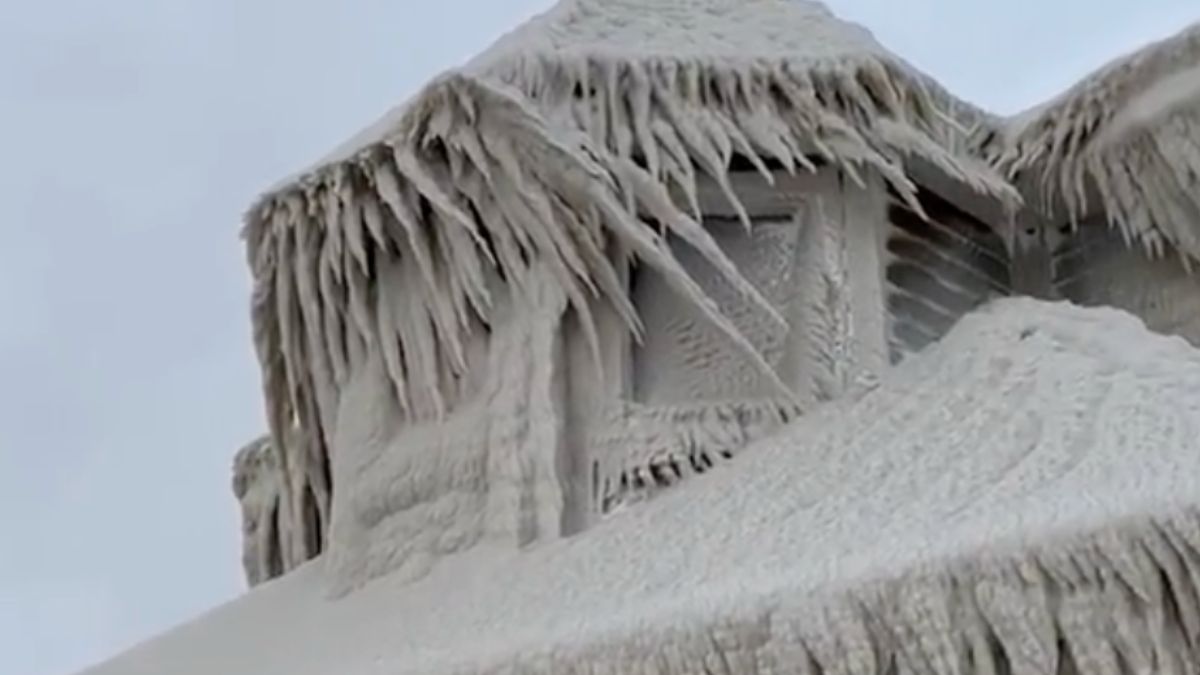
[232,436,313,586]
[448,507,1200,675]
[994,22,1200,262]
[591,398,804,513]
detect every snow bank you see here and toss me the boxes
[86,298,1200,675]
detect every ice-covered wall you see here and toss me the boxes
[233,427,329,587]
[884,188,1012,362]
[560,165,1017,517]
[633,170,889,407]
[994,20,1200,343]
[319,167,899,590]
[1050,217,1200,346]
[320,263,571,595]
[591,167,895,512]
[235,0,1022,590]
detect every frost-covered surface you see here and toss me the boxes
[231,437,286,586]
[588,397,802,512]
[988,19,1200,356]
[240,0,1019,572]
[94,299,1200,675]
[284,0,999,185]
[1051,215,1200,348]
[218,1,1200,666]
[322,267,570,596]
[593,167,891,515]
[883,188,1011,362]
[993,21,1200,260]
[233,435,325,586]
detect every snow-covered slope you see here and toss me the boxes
[84,298,1200,675]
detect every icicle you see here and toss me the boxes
[486,156,605,376]
[392,143,486,254]
[995,23,1200,265]
[272,210,305,428]
[360,196,390,255]
[620,161,786,331]
[344,253,374,352]
[974,569,1058,674]
[292,203,339,427]
[374,260,411,415]
[395,248,446,419]
[714,111,774,185]
[374,158,441,299]
[887,578,961,675]
[591,187,795,402]
[339,183,370,275]
[628,64,660,180]
[431,189,490,336]
[553,197,643,341]
[650,118,703,220]
[320,183,346,283]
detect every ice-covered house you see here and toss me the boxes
[988,21,1200,343]
[233,0,1020,590]
[86,2,1200,675]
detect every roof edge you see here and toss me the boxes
[247,50,1018,218]
[990,21,1200,258]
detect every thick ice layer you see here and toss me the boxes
[86,299,1200,675]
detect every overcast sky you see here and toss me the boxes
[0,1,1195,674]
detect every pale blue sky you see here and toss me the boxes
[0,1,1194,674]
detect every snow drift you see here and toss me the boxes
[83,298,1200,675]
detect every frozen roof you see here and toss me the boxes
[268,0,1003,196]
[994,21,1200,259]
[82,299,1200,675]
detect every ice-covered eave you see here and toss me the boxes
[434,508,1200,675]
[991,21,1200,261]
[249,51,1016,214]
[993,20,1200,156]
